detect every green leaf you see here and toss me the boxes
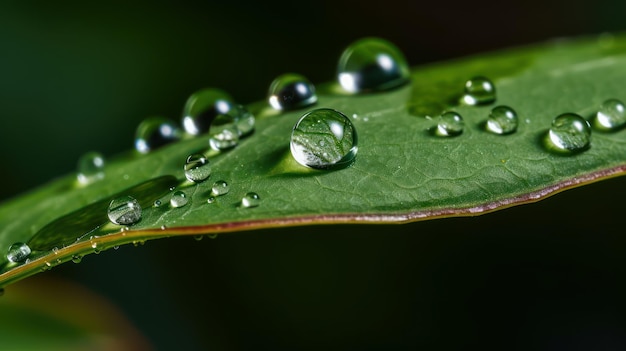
[1,33,626,288]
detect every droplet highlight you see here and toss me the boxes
[170,191,189,208]
[436,111,464,136]
[182,88,234,135]
[463,76,496,105]
[290,108,358,170]
[594,98,626,130]
[76,151,105,184]
[268,73,317,111]
[211,180,230,196]
[135,116,182,154]
[6,242,31,263]
[107,196,142,225]
[548,113,591,152]
[241,192,260,208]
[486,105,518,134]
[337,37,410,93]
[184,153,211,183]
[209,126,239,151]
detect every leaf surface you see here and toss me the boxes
[1,33,626,287]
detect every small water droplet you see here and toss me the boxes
[107,196,142,225]
[209,125,240,151]
[135,116,182,153]
[182,88,235,135]
[91,242,101,254]
[337,37,410,93]
[208,234,218,239]
[6,242,31,263]
[463,76,496,105]
[211,180,230,196]
[184,153,211,183]
[290,108,358,169]
[241,192,261,208]
[170,191,189,208]
[436,111,464,136]
[42,261,52,271]
[72,255,82,264]
[548,113,591,152]
[160,225,167,230]
[194,235,204,241]
[154,199,162,207]
[76,151,105,184]
[594,98,626,130]
[207,196,216,204]
[268,73,317,110]
[228,104,256,137]
[486,105,518,134]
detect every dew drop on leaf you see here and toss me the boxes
[486,105,518,134]
[463,76,496,105]
[170,191,189,208]
[154,199,162,207]
[107,196,142,225]
[290,108,358,170]
[268,73,317,111]
[135,116,182,154]
[548,113,591,152]
[207,196,216,204]
[211,180,229,196]
[184,153,211,183]
[436,111,464,137]
[594,98,626,130]
[241,192,261,208]
[76,151,105,184]
[182,88,234,135]
[209,126,239,151]
[337,37,410,93]
[71,255,82,264]
[6,242,31,263]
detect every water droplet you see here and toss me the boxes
[463,76,496,105]
[184,153,211,183]
[91,242,101,254]
[72,255,82,263]
[76,151,105,184]
[211,180,230,196]
[160,225,167,230]
[594,98,626,130]
[229,104,256,137]
[6,242,31,263]
[135,116,182,153]
[154,199,162,207]
[241,192,260,208]
[170,191,189,208]
[182,88,234,135]
[548,113,591,152]
[209,126,239,151]
[107,196,142,225]
[486,105,518,134]
[208,234,218,239]
[194,235,204,241]
[436,111,464,136]
[290,108,358,169]
[268,73,317,110]
[113,245,120,250]
[337,37,410,93]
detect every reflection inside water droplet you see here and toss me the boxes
[241,192,260,208]
[107,196,142,225]
[462,76,496,105]
[170,191,189,208]
[182,88,234,135]
[6,242,31,263]
[547,113,591,152]
[135,116,182,154]
[486,105,518,134]
[184,153,211,183]
[268,73,317,111]
[211,180,229,196]
[77,151,106,184]
[436,111,464,136]
[594,98,626,130]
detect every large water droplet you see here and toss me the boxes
[268,73,317,110]
[436,111,464,136]
[107,196,142,225]
[209,126,239,151]
[182,88,234,135]
[337,37,410,93]
[184,153,211,183]
[241,192,260,208]
[170,191,189,208]
[594,98,626,130]
[6,242,31,263]
[548,113,591,152]
[228,104,256,137]
[486,105,518,134]
[76,151,105,184]
[462,76,496,105]
[290,108,358,169]
[135,116,182,154]
[211,180,230,196]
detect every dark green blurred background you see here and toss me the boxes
[2,1,626,350]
